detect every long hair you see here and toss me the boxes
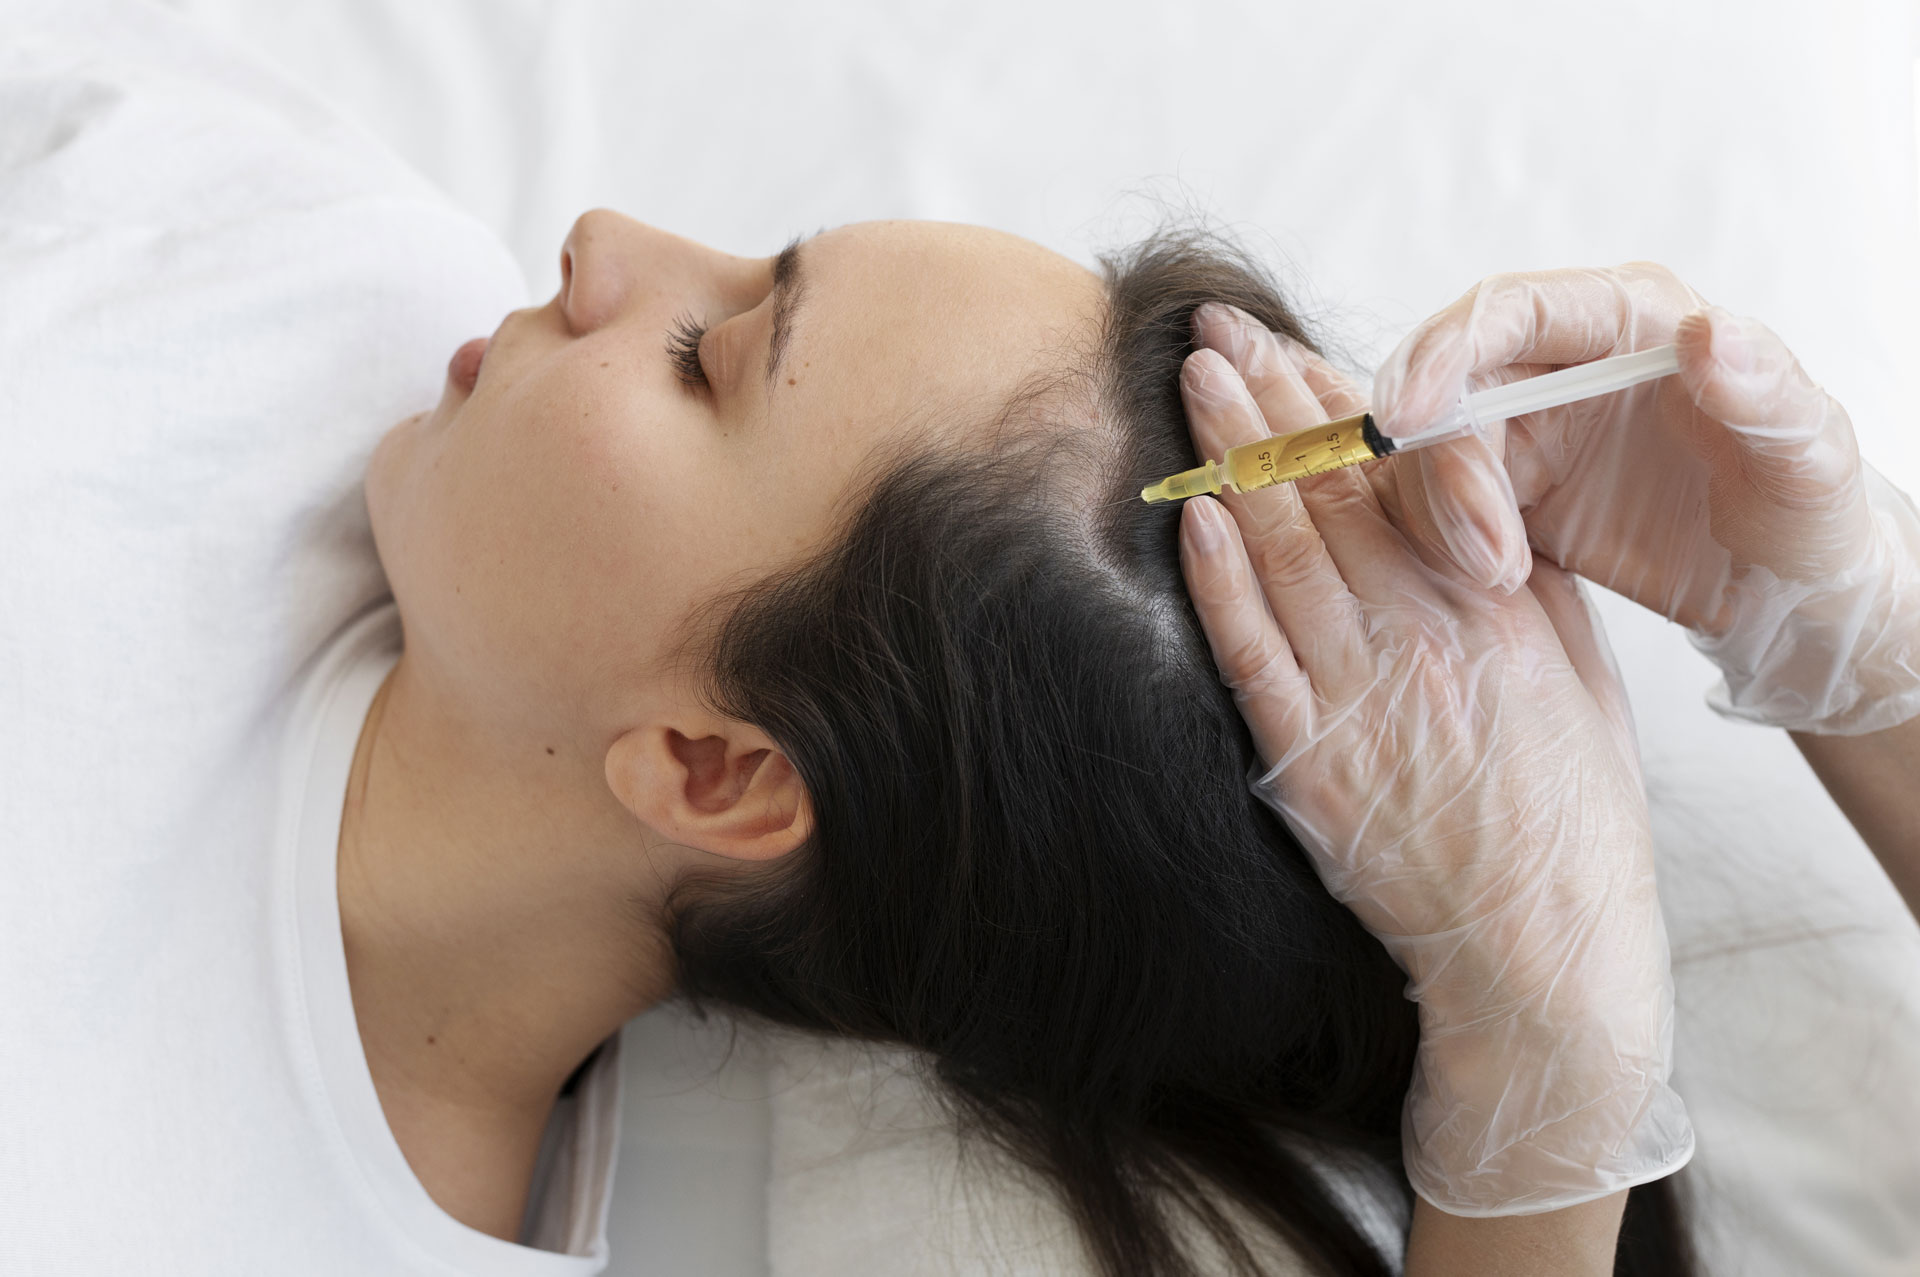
[664,217,1695,1276]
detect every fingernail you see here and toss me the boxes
[1708,307,1759,372]
[1424,446,1528,589]
[1251,326,1303,376]
[1184,498,1224,552]
[1491,554,1531,595]
[1213,304,1262,368]
[1370,357,1414,432]
[1373,329,1467,436]
[1436,505,1508,586]
[1191,302,1225,341]
[1183,348,1244,406]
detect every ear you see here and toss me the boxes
[604,714,812,862]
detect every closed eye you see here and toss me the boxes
[666,311,708,389]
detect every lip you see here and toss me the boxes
[448,336,489,394]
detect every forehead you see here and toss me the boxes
[795,221,1107,422]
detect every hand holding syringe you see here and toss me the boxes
[1168,280,1920,1232]
[1141,344,1682,503]
[1168,301,1694,1217]
[1170,268,1920,741]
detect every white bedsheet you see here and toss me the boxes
[144,2,1920,1273]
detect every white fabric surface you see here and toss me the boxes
[0,2,598,1271]
[11,0,1920,1272]
[762,1033,1419,1277]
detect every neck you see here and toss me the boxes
[336,652,677,1147]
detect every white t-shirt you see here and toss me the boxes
[0,1,621,1271]
[285,600,624,1268]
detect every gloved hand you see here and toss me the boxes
[1369,263,1920,735]
[1175,301,1693,1216]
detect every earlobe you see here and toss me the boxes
[605,719,812,863]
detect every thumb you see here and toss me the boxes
[1405,432,1533,594]
[1674,306,1859,496]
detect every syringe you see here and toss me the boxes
[1139,343,1682,503]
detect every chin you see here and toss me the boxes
[363,423,408,585]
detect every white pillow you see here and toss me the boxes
[763,1029,1408,1277]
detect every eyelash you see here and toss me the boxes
[666,312,709,389]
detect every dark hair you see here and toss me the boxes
[664,217,1694,1276]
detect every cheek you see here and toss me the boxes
[416,392,722,695]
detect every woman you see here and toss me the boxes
[338,201,1702,1274]
[0,47,1689,1260]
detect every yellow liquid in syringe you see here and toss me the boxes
[1140,412,1392,503]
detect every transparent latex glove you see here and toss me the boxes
[1371,262,1920,735]
[1176,302,1693,1216]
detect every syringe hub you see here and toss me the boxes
[1140,459,1227,503]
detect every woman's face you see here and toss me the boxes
[366,212,1106,741]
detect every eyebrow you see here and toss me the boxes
[763,227,823,393]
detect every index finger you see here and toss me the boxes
[1192,303,1362,437]
[1371,261,1710,438]
[1177,497,1312,766]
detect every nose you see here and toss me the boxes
[558,208,769,335]
[556,209,628,332]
